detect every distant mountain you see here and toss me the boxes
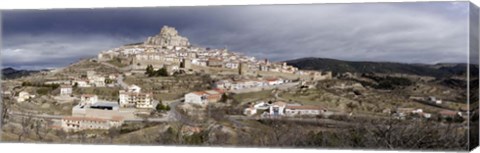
[1,67,43,79]
[285,57,472,78]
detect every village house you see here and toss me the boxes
[44,80,71,85]
[61,116,124,132]
[428,96,443,104]
[60,84,72,96]
[265,77,285,86]
[244,101,329,118]
[184,89,224,105]
[438,110,462,119]
[225,62,239,69]
[243,101,271,116]
[73,79,91,87]
[119,85,154,108]
[80,94,98,106]
[92,76,106,87]
[243,107,257,116]
[394,108,431,119]
[72,101,136,120]
[207,58,224,68]
[267,101,287,116]
[214,77,287,91]
[184,91,207,105]
[16,91,35,103]
[284,105,328,117]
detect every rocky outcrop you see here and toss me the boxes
[145,26,190,47]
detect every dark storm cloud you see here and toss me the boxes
[1,2,470,69]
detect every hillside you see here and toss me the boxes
[285,57,471,78]
[1,67,45,79]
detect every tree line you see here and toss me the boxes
[145,65,169,77]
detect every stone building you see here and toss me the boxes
[60,84,72,96]
[61,116,124,132]
[119,85,154,108]
[144,26,190,47]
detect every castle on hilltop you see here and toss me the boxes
[145,26,191,47]
[97,26,332,81]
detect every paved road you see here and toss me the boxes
[164,98,184,122]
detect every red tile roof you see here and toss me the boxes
[62,116,107,122]
[439,110,458,116]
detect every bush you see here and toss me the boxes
[145,65,169,77]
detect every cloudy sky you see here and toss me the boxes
[1,2,471,69]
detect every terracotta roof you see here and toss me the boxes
[272,101,287,107]
[213,88,225,94]
[265,77,280,81]
[205,90,220,95]
[111,116,125,122]
[192,91,207,96]
[439,110,458,116]
[50,125,62,129]
[62,116,108,122]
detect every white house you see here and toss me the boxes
[74,79,90,87]
[60,84,72,96]
[184,89,224,105]
[128,84,141,93]
[86,71,96,80]
[265,77,284,86]
[185,91,207,105]
[17,91,35,103]
[93,76,106,87]
[428,96,442,104]
[225,62,239,69]
[268,101,287,116]
[285,105,327,117]
[80,94,98,105]
[243,107,257,116]
[118,89,153,109]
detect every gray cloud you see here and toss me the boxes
[1,2,470,69]
[2,33,139,69]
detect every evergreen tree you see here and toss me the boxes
[220,93,228,103]
[145,65,154,76]
[156,103,165,111]
[155,66,169,77]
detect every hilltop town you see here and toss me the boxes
[1,26,476,149]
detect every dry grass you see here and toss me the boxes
[232,89,274,105]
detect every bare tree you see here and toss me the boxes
[77,130,88,143]
[108,127,121,143]
[18,115,33,141]
[156,122,185,145]
[1,98,11,126]
[33,119,51,141]
[55,129,68,143]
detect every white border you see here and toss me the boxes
[0,0,477,9]
[0,0,479,153]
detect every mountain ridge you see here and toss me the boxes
[285,57,474,78]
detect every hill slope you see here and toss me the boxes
[285,57,469,78]
[1,67,44,79]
